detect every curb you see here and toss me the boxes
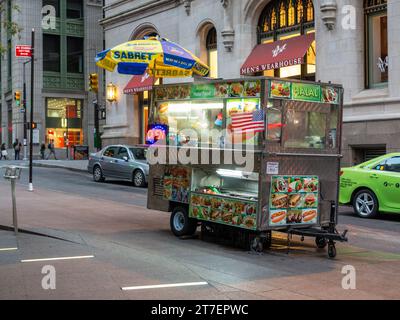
[32,162,87,173]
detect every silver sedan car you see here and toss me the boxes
[88,145,149,187]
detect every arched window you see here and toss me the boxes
[257,0,315,80]
[206,27,218,78]
[364,0,387,88]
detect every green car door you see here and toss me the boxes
[375,156,400,211]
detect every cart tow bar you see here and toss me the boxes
[285,202,349,258]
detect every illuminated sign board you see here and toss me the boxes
[146,124,168,145]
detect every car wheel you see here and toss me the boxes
[170,206,197,237]
[133,170,146,187]
[352,189,378,218]
[93,166,105,182]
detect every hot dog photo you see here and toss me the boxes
[302,209,317,223]
[269,209,287,225]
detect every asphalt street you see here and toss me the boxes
[11,166,148,208]
[1,166,400,299]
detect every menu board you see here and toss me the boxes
[268,176,319,227]
[267,80,340,105]
[163,166,191,204]
[189,193,257,230]
[155,80,261,101]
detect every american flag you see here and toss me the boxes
[231,109,265,133]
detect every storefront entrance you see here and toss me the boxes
[46,98,83,148]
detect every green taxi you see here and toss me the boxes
[339,153,400,218]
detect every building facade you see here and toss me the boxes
[0,0,104,158]
[100,0,399,167]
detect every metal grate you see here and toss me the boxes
[153,177,164,197]
[364,148,386,162]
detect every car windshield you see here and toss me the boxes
[130,148,147,160]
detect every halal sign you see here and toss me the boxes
[146,124,168,145]
[15,45,32,57]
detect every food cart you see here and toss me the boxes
[146,77,348,258]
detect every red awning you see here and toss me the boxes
[240,33,315,75]
[123,73,155,94]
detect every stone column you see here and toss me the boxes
[101,72,139,146]
[388,0,400,98]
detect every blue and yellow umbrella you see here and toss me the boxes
[95,37,209,78]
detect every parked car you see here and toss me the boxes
[88,145,149,187]
[339,153,400,218]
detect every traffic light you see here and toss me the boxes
[27,122,37,130]
[14,91,21,106]
[89,73,99,93]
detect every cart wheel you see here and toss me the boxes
[328,243,337,258]
[315,236,327,249]
[251,237,264,253]
[170,206,197,237]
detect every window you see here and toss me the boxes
[46,98,83,148]
[43,34,61,72]
[365,0,388,88]
[67,0,83,19]
[156,100,224,147]
[67,37,84,73]
[117,147,129,160]
[385,157,400,173]
[130,148,147,160]
[7,40,11,78]
[258,0,315,80]
[7,102,12,147]
[103,146,119,158]
[206,27,218,78]
[373,160,386,171]
[43,0,60,17]
[282,100,339,150]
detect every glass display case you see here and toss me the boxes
[189,168,259,230]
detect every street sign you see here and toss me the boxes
[15,45,32,57]
[32,129,39,144]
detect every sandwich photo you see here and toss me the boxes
[288,178,303,193]
[304,178,318,192]
[191,207,199,218]
[191,195,201,206]
[210,210,221,220]
[243,216,256,229]
[222,211,233,223]
[304,194,317,207]
[201,207,210,219]
[163,178,173,186]
[232,215,243,225]
[287,210,302,224]
[273,177,287,193]
[288,194,302,208]
[271,194,288,208]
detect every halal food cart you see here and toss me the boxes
[147,77,348,258]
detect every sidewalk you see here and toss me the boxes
[0,159,88,172]
[1,182,400,299]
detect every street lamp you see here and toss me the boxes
[106,82,117,102]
